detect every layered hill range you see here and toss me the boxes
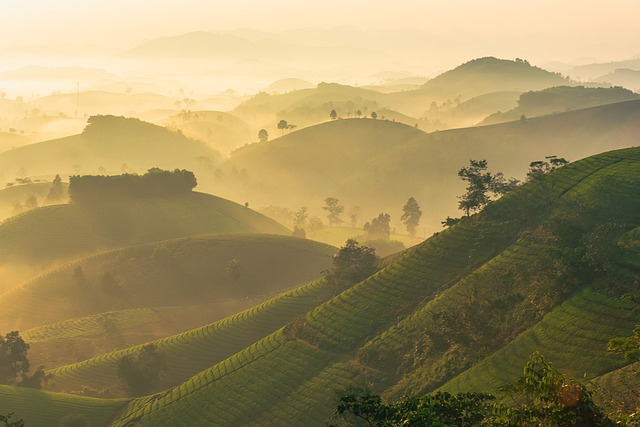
[2,57,638,148]
[219,98,640,232]
[0,145,637,426]
[0,55,637,425]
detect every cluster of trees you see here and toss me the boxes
[327,239,379,284]
[445,156,568,226]
[457,159,520,216]
[69,168,197,203]
[116,343,166,396]
[0,331,50,390]
[330,351,632,426]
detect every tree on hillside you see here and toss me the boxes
[607,294,640,366]
[527,155,569,182]
[258,128,269,143]
[277,119,296,135]
[370,111,378,119]
[349,206,362,228]
[0,331,30,385]
[307,216,324,237]
[330,109,338,120]
[363,213,391,240]
[323,197,344,226]
[226,259,243,281]
[46,174,64,202]
[330,352,617,426]
[117,343,166,396]
[327,239,379,284]
[0,413,24,427]
[294,207,308,229]
[400,197,422,237]
[355,110,362,118]
[490,172,521,196]
[457,159,519,216]
[458,159,494,216]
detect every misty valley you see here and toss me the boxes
[0,26,639,427]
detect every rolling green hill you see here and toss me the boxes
[0,385,127,427]
[0,180,69,220]
[232,82,389,132]
[46,274,348,397]
[0,234,332,334]
[0,115,222,182]
[481,85,640,125]
[221,99,640,236]
[0,191,287,271]
[384,57,572,118]
[161,110,255,156]
[1,145,637,426]
[105,146,640,426]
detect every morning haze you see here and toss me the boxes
[0,0,639,425]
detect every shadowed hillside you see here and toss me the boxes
[0,234,332,333]
[0,191,288,270]
[0,180,69,220]
[481,85,639,125]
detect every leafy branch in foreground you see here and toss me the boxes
[331,352,624,426]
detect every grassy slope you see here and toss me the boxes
[232,82,388,130]
[0,233,325,332]
[48,276,346,395]
[108,147,640,426]
[0,385,128,427]
[161,110,255,156]
[439,288,638,394]
[0,181,69,220]
[385,57,569,117]
[0,115,221,179]
[481,86,640,125]
[222,100,640,235]
[220,118,425,216]
[0,191,288,268]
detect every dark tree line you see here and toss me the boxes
[69,168,197,203]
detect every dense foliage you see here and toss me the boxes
[116,343,166,396]
[69,168,197,203]
[0,332,30,385]
[331,352,623,426]
[327,239,379,284]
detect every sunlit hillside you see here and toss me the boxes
[97,146,640,426]
[0,115,221,183]
[220,99,640,234]
[0,191,287,272]
[161,110,255,156]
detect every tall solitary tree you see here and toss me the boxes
[323,197,344,226]
[329,109,338,120]
[400,197,422,237]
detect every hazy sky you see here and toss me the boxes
[1,0,639,60]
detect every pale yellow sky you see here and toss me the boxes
[1,0,639,60]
